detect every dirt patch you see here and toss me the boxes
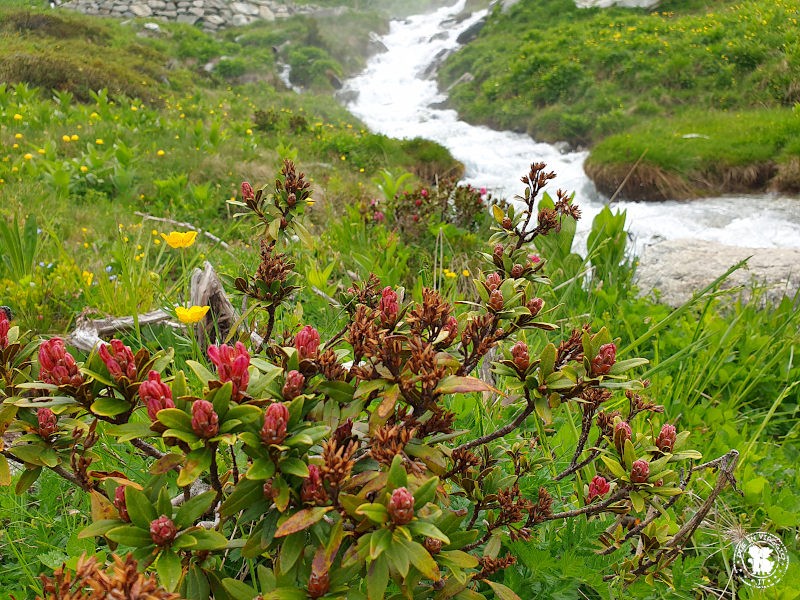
[586,159,792,201]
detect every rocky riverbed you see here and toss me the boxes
[635,239,800,307]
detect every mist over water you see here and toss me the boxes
[342,0,800,252]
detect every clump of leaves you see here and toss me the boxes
[0,161,739,598]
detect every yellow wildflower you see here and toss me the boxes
[82,271,94,286]
[176,305,210,324]
[161,230,198,249]
[95,139,104,145]
[462,269,470,277]
[71,134,79,141]
[246,128,253,135]
[156,149,165,156]
[14,133,22,139]
[62,135,71,142]
[80,166,88,173]
[13,113,22,121]
[445,271,457,279]
[37,148,45,154]
[23,153,33,160]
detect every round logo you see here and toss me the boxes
[733,532,789,589]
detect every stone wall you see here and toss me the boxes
[56,0,320,31]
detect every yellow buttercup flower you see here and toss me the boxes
[176,305,210,324]
[161,230,198,249]
[156,149,165,157]
[82,271,94,286]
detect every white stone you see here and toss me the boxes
[204,13,225,25]
[231,2,259,16]
[259,5,274,20]
[231,13,252,25]
[130,3,153,16]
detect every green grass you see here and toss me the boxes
[439,0,800,197]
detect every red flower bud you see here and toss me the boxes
[420,189,428,197]
[307,571,330,599]
[333,417,354,445]
[511,341,530,372]
[261,402,289,446]
[301,464,328,505]
[99,339,137,381]
[630,459,650,484]
[485,272,502,291]
[510,263,524,278]
[0,308,9,350]
[263,479,276,500]
[590,343,617,377]
[191,400,219,439]
[424,537,443,554]
[38,338,84,387]
[294,325,320,360]
[412,214,420,222]
[149,515,177,546]
[655,423,677,453]
[493,244,504,260]
[526,297,544,317]
[241,181,254,201]
[287,192,296,207]
[387,486,414,525]
[442,316,459,345]
[613,421,632,455]
[587,475,610,502]
[528,253,541,265]
[501,216,513,230]
[379,286,399,326]
[414,199,422,207]
[488,289,504,312]
[139,370,174,421]
[114,485,130,522]
[208,342,250,401]
[37,407,58,438]
[282,370,305,401]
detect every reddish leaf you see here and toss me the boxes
[274,507,332,538]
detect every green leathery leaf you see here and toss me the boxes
[124,487,156,529]
[274,507,332,538]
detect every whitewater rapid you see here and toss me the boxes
[341,0,800,253]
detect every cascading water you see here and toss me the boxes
[341,0,800,253]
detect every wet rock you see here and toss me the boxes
[635,239,800,307]
[456,17,486,44]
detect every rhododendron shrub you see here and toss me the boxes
[0,161,738,599]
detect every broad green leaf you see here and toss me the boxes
[90,397,131,417]
[106,524,153,547]
[125,487,157,529]
[279,531,305,572]
[623,439,636,470]
[15,466,41,494]
[175,490,216,529]
[413,476,439,509]
[78,519,122,539]
[107,421,154,442]
[367,555,389,600]
[402,538,439,580]
[222,578,259,600]
[157,408,193,431]
[437,550,479,569]
[370,528,392,560]
[274,507,332,538]
[485,580,522,600]
[186,360,215,386]
[186,565,211,599]
[387,454,407,491]
[356,503,388,524]
[385,537,410,577]
[630,490,645,513]
[221,478,263,517]
[279,457,309,478]
[539,343,556,379]
[407,520,449,544]
[608,358,649,375]
[247,457,276,481]
[188,528,229,550]
[178,447,212,487]
[600,455,627,480]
